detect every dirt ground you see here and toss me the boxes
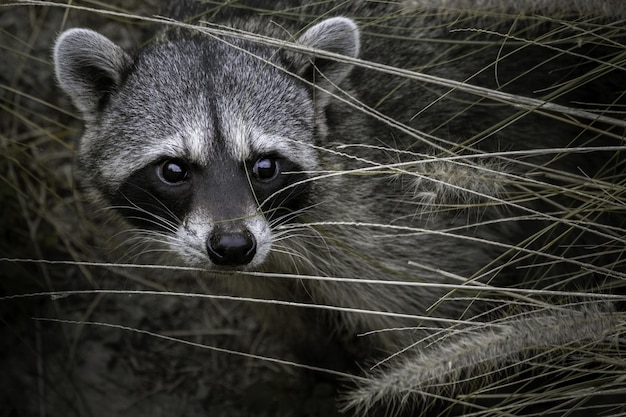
[0,2,341,416]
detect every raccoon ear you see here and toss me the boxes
[53,28,132,118]
[292,17,360,101]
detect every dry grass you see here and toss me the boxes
[2,1,626,416]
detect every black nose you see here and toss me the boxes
[207,228,256,266]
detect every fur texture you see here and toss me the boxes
[54,1,626,415]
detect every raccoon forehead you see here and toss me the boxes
[138,116,318,168]
[93,37,319,184]
[94,99,213,182]
[218,110,317,168]
[95,108,317,187]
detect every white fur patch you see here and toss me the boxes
[218,107,250,161]
[176,208,273,269]
[103,116,212,185]
[218,109,317,169]
[182,120,212,165]
[250,132,317,170]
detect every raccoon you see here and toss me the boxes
[53,0,626,415]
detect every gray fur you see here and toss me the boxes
[53,1,626,415]
[54,28,132,119]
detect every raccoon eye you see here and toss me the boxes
[158,159,188,184]
[253,157,280,182]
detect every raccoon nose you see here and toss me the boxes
[207,228,256,266]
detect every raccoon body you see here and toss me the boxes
[54,1,626,415]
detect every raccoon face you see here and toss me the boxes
[54,18,359,269]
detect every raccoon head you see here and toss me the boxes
[53,18,360,269]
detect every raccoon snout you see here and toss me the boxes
[207,227,257,267]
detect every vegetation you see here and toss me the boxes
[1,1,625,416]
